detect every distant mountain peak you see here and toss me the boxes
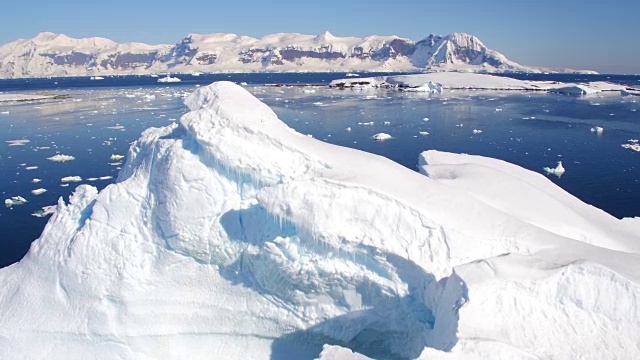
[314,31,335,42]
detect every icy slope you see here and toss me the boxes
[0,82,638,360]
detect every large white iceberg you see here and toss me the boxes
[0,82,638,360]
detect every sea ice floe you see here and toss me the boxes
[543,161,566,177]
[25,166,38,170]
[106,125,125,130]
[109,162,122,166]
[31,205,56,218]
[4,196,27,208]
[590,126,604,134]
[110,154,125,161]
[61,176,82,183]
[419,131,430,136]
[423,117,430,121]
[372,133,392,141]
[358,122,374,126]
[345,127,351,132]
[47,154,75,162]
[31,188,47,195]
[383,121,391,125]
[32,178,42,183]
[6,139,30,146]
[472,129,483,134]
[99,176,113,180]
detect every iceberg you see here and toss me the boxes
[0,82,638,360]
[4,196,27,208]
[372,132,392,141]
[158,74,181,83]
[543,160,565,177]
[31,188,47,195]
[47,154,76,162]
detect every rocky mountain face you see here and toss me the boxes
[0,31,551,78]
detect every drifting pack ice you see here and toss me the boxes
[0,82,638,360]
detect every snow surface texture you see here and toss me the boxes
[0,31,595,78]
[0,82,639,360]
[330,72,627,93]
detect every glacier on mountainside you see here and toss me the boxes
[0,82,638,360]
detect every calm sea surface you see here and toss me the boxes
[1,72,639,267]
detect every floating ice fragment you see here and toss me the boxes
[419,131,430,136]
[422,117,430,121]
[31,188,47,195]
[5,196,27,208]
[590,126,604,134]
[25,166,38,170]
[109,162,122,166]
[345,127,351,132]
[372,133,392,141]
[472,129,483,134]
[6,139,30,146]
[32,178,41,183]
[543,161,566,177]
[61,176,82,183]
[99,176,113,180]
[622,140,640,152]
[383,121,391,125]
[31,205,56,218]
[110,154,125,161]
[106,125,125,130]
[358,122,374,126]
[47,154,75,162]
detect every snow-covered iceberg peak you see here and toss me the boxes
[178,81,328,185]
[1,82,639,360]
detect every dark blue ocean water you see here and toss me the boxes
[1,72,639,268]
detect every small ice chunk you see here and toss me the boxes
[6,139,30,146]
[472,129,483,134]
[110,154,125,161]
[31,188,47,195]
[5,196,27,208]
[358,122,374,126]
[543,161,566,177]
[61,176,82,183]
[47,154,75,162]
[345,127,352,132]
[419,131,430,136]
[590,126,604,134]
[106,125,125,130]
[422,117,430,121]
[383,121,391,125]
[621,141,640,152]
[31,205,56,218]
[32,178,42,183]
[372,133,392,141]
[99,176,113,180]
[25,166,38,170]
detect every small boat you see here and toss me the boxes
[158,74,181,83]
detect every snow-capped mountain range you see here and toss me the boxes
[0,31,594,78]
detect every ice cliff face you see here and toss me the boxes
[0,82,638,360]
[0,31,556,78]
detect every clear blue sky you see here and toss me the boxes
[4,0,639,73]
